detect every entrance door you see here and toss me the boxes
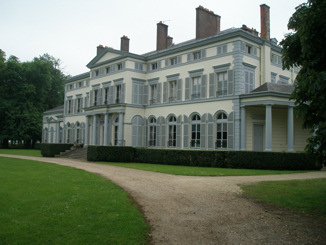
[253,124,264,151]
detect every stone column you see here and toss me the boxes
[84,116,89,146]
[118,113,124,146]
[287,106,294,151]
[240,106,246,150]
[103,113,108,146]
[265,104,272,151]
[92,115,97,145]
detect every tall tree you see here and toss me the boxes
[281,0,326,164]
[0,50,66,148]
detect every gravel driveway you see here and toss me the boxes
[2,154,326,244]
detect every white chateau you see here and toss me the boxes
[43,4,309,152]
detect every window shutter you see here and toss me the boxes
[156,117,161,147]
[147,64,150,71]
[143,119,148,147]
[161,118,166,147]
[139,63,143,70]
[98,88,103,105]
[157,83,162,104]
[121,84,126,103]
[163,82,168,103]
[241,42,246,52]
[176,115,182,148]
[137,117,143,147]
[228,70,234,95]
[187,53,192,62]
[209,73,215,98]
[132,118,137,147]
[157,60,161,69]
[201,49,206,58]
[177,79,182,101]
[135,62,139,70]
[183,115,189,148]
[185,78,190,100]
[139,84,144,105]
[201,74,207,99]
[109,86,114,104]
[165,59,169,67]
[227,112,234,149]
[201,114,207,149]
[223,45,227,54]
[217,46,222,55]
[177,55,182,64]
[143,85,148,105]
[253,47,257,56]
[90,91,94,107]
[207,114,214,149]
[122,61,126,69]
[132,83,137,104]
[80,98,83,112]
[110,64,115,72]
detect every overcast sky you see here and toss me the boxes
[1,0,304,76]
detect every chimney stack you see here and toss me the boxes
[120,35,130,52]
[157,21,168,50]
[260,4,270,41]
[196,6,220,40]
[97,45,105,55]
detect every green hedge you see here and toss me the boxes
[40,143,73,157]
[87,146,321,170]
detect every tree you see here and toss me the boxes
[0,50,66,148]
[281,0,326,164]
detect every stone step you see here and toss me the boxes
[55,147,88,161]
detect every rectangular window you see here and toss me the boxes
[193,51,201,60]
[192,77,201,99]
[106,66,111,73]
[117,63,122,70]
[244,69,255,93]
[216,72,228,96]
[246,45,252,54]
[95,70,99,76]
[170,57,177,66]
[149,125,156,146]
[116,85,121,103]
[94,89,98,106]
[77,98,81,113]
[78,82,82,88]
[69,84,73,90]
[104,87,109,104]
[68,100,72,114]
[169,80,177,102]
[152,62,158,70]
[217,44,227,55]
[150,84,157,104]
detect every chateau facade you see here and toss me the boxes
[43,4,309,152]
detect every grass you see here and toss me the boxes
[241,178,326,218]
[0,157,149,245]
[100,162,310,176]
[0,149,42,157]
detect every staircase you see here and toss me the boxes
[55,147,88,161]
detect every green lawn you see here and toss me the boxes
[0,149,42,157]
[0,157,149,245]
[101,162,309,176]
[241,178,326,218]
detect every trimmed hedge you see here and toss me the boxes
[87,146,321,170]
[40,143,73,157]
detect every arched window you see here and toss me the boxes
[216,113,227,148]
[191,114,201,148]
[76,122,80,144]
[131,116,143,147]
[66,123,71,143]
[149,117,156,146]
[114,117,119,146]
[50,127,54,143]
[44,128,48,143]
[168,116,176,147]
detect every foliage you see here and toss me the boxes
[241,178,326,218]
[0,50,66,148]
[0,157,149,244]
[87,146,321,170]
[281,0,326,164]
[40,143,73,157]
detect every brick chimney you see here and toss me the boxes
[167,36,173,47]
[260,4,270,41]
[157,21,168,51]
[120,35,130,52]
[196,6,220,40]
[97,45,105,55]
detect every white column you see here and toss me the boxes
[108,115,113,145]
[287,106,294,151]
[103,113,108,146]
[265,104,272,151]
[55,121,60,143]
[118,113,124,146]
[84,116,89,146]
[240,106,246,150]
[92,115,97,145]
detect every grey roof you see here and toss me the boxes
[44,105,64,114]
[251,83,294,94]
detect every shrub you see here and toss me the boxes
[87,146,135,162]
[40,143,73,157]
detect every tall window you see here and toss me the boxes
[217,72,227,96]
[114,117,119,145]
[67,123,71,143]
[244,69,254,93]
[191,115,201,148]
[67,100,72,114]
[168,116,177,147]
[192,77,201,99]
[169,80,177,102]
[77,98,82,113]
[116,85,121,103]
[150,84,157,104]
[149,117,156,146]
[104,87,109,104]
[76,122,80,144]
[94,89,98,106]
[216,113,227,149]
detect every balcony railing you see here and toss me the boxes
[169,97,176,103]
[167,139,176,147]
[215,139,227,149]
[150,99,157,105]
[148,140,156,147]
[190,139,200,148]
[115,98,120,104]
[191,93,200,100]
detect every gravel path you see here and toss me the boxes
[1,154,326,244]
